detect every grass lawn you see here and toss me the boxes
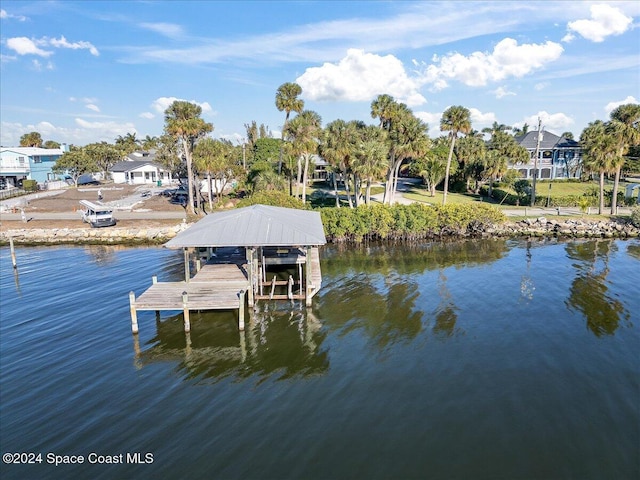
[403,185,491,205]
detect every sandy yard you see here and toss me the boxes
[1,184,188,231]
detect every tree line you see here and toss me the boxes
[22,82,639,217]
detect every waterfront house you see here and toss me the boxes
[510,130,582,180]
[0,146,67,188]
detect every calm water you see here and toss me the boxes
[0,239,638,480]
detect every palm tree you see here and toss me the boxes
[20,131,43,147]
[321,119,356,207]
[482,121,512,139]
[512,123,530,136]
[115,133,140,154]
[370,94,397,130]
[352,125,388,204]
[284,110,322,204]
[581,120,617,214]
[275,82,304,175]
[164,101,213,215]
[608,104,640,214]
[440,106,472,205]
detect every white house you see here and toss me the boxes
[110,151,174,185]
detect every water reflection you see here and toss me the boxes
[520,240,535,302]
[432,269,459,339]
[134,307,329,383]
[565,240,630,336]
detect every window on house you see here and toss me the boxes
[18,157,25,165]
[34,156,42,163]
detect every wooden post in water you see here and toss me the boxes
[182,291,190,332]
[288,275,294,300]
[238,290,246,331]
[183,248,190,283]
[305,246,313,307]
[9,236,17,269]
[269,276,277,299]
[129,291,139,334]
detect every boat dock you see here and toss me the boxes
[128,205,327,335]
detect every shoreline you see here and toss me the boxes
[1,216,638,246]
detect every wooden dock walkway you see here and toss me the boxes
[130,262,250,334]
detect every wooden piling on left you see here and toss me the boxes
[9,236,17,269]
[129,291,139,334]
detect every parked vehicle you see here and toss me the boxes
[79,200,117,228]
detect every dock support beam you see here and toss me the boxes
[182,291,190,332]
[238,290,246,331]
[305,246,313,307]
[129,291,139,334]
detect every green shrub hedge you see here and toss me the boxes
[22,179,38,192]
[320,203,505,242]
[631,206,640,227]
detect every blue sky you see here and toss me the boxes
[1,1,638,147]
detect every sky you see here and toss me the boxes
[1,0,639,147]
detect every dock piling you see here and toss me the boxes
[182,291,191,332]
[9,236,17,269]
[238,290,246,331]
[129,291,139,334]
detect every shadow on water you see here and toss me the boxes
[133,304,329,384]
[565,239,631,336]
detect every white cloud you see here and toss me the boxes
[150,97,214,115]
[469,108,497,126]
[1,9,27,21]
[534,82,550,91]
[521,111,574,131]
[414,111,442,133]
[75,118,137,139]
[139,112,155,119]
[420,38,564,90]
[49,36,99,56]
[5,35,99,58]
[6,37,52,57]
[604,96,639,115]
[32,59,54,71]
[86,104,100,113]
[493,86,516,99]
[139,22,184,39]
[296,49,426,106]
[566,4,633,43]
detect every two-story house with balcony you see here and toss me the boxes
[510,130,582,180]
[0,146,67,189]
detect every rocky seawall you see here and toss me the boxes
[1,217,638,246]
[486,217,640,238]
[0,223,192,245]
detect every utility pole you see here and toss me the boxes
[530,118,542,207]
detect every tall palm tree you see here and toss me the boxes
[352,125,388,205]
[164,101,213,215]
[321,119,356,207]
[608,104,640,214]
[275,82,304,175]
[440,106,472,205]
[285,110,322,204]
[581,120,617,214]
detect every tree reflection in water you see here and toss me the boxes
[565,240,630,336]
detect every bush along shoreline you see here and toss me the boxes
[1,204,639,246]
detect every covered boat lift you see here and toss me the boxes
[128,205,326,334]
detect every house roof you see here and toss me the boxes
[164,204,327,249]
[515,131,579,150]
[111,160,163,172]
[1,147,64,156]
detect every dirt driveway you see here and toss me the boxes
[1,184,189,231]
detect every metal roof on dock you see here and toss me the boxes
[164,204,326,248]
